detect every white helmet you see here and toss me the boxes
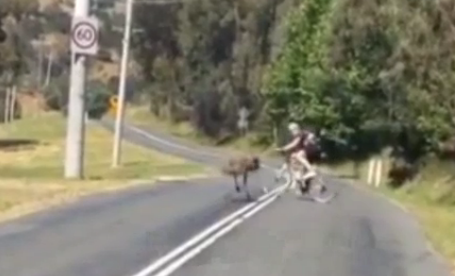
[287,122,301,136]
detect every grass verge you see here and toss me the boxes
[326,162,455,273]
[383,186,455,273]
[0,112,209,222]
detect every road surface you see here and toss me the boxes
[0,118,451,276]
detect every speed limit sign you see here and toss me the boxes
[71,16,99,55]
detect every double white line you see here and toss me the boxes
[125,124,285,276]
[131,184,285,276]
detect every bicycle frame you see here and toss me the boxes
[276,156,317,190]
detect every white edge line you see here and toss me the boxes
[130,184,286,276]
[153,194,279,276]
[125,124,275,170]
[125,124,220,159]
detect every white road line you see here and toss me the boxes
[152,194,280,276]
[125,124,275,170]
[130,184,286,276]
[126,125,219,159]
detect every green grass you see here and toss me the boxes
[0,112,208,221]
[0,112,205,179]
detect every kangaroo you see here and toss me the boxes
[222,155,261,201]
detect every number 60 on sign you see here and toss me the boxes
[71,16,99,56]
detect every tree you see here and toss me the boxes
[0,20,6,43]
[133,0,300,138]
[0,0,39,77]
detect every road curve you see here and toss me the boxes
[110,119,452,276]
[0,118,451,276]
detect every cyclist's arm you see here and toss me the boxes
[280,137,300,152]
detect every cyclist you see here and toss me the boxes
[275,122,318,193]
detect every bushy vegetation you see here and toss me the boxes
[133,0,296,139]
[0,0,453,264]
[0,0,118,119]
[2,0,455,190]
[262,0,455,187]
[132,0,455,191]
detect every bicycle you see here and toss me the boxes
[274,152,336,203]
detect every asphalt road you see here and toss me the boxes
[105,119,452,276]
[171,178,450,276]
[0,118,451,276]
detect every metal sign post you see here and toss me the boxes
[112,0,134,168]
[64,1,99,179]
[237,107,250,136]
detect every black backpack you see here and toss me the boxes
[304,131,323,163]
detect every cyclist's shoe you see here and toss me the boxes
[302,170,317,181]
[320,185,327,194]
[299,183,310,195]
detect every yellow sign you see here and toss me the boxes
[109,96,118,115]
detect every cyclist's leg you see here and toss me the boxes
[294,150,316,179]
[288,151,308,195]
[298,150,326,196]
[287,157,297,190]
[299,149,328,194]
[290,164,305,195]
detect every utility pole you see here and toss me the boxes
[64,0,89,179]
[3,87,10,123]
[44,52,53,87]
[9,85,16,122]
[37,45,43,86]
[112,0,134,168]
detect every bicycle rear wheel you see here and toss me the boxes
[307,175,336,203]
